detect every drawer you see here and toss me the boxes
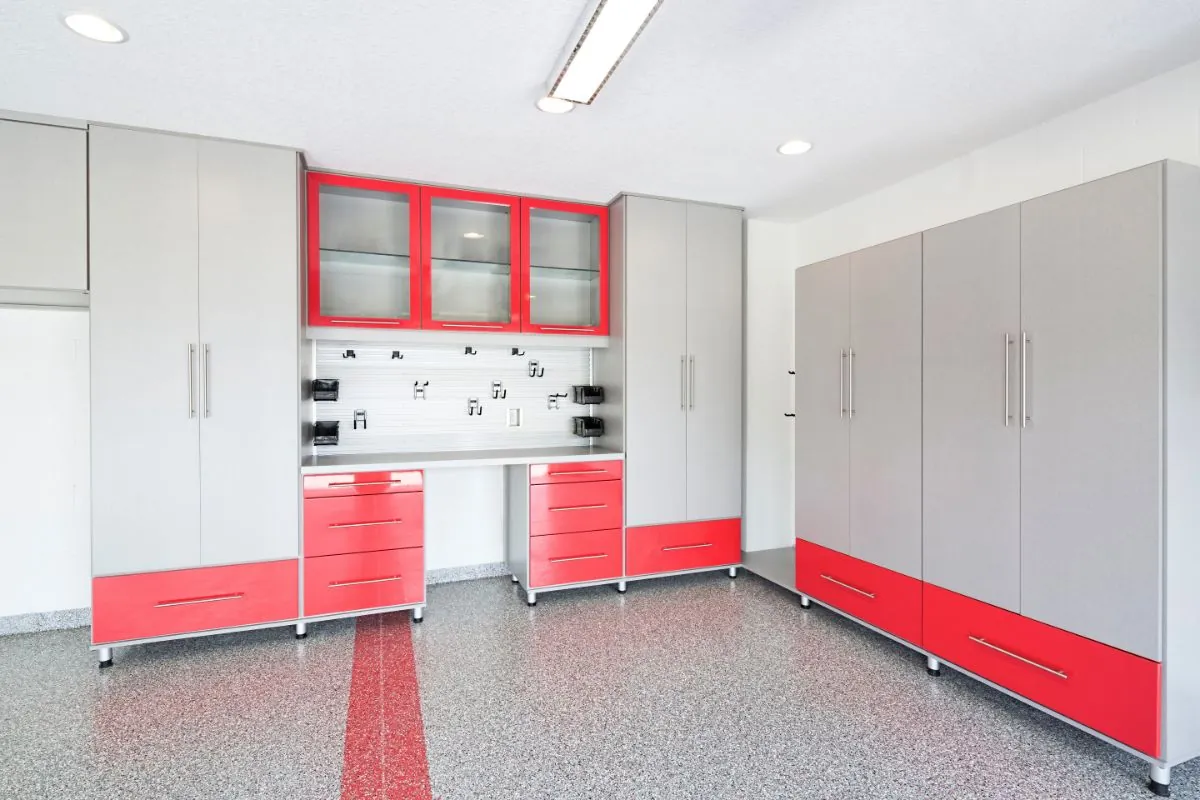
[923,583,1161,756]
[626,519,741,576]
[304,548,424,618]
[92,560,298,645]
[530,460,623,485]
[303,470,423,499]
[530,528,623,588]
[304,492,424,557]
[794,538,922,645]
[529,480,623,536]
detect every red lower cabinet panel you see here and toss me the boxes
[304,491,424,557]
[923,583,1161,756]
[626,519,741,576]
[530,461,624,485]
[529,528,623,588]
[529,480,623,536]
[304,548,424,617]
[302,470,424,499]
[794,538,922,645]
[92,560,298,644]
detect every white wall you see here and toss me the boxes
[0,307,91,616]
[744,56,1200,551]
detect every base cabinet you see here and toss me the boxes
[304,548,424,617]
[626,520,741,576]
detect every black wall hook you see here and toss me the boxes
[342,349,356,359]
[548,392,568,410]
[465,346,477,355]
[413,381,428,400]
[492,381,507,400]
[511,347,526,356]
[392,351,404,360]
[788,370,795,375]
[784,412,796,418]
[528,359,545,378]
[468,398,482,416]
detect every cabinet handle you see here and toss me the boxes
[840,350,847,418]
[549,553,608,563]
[689,356,696,410]
[202,344,211,418]
[328,480,406,488]
[187,344,196,418]
[549,504,608,512]
[547,469,609,476]
[819,574,874,598]
[1004,334,1012,426]
[1021,332,1030,428]
[968,636,1068,679]
[680,355,687,410]
[155,592,244,608]
[329,319,405,326]
[330,575,403,588]
[847,349,855,418]
[662,542,712,551]
[441,323,505,330]
[540,326,596,332]
[328,519,403,529]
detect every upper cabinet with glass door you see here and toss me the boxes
[521,199,608,335]
[421,187,522,333]
[307,173,422,328]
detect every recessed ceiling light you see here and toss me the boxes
[546,0,664,106]
[63,13,128,43]
[536,96,575,114]
[777,139,813,156]
[463,232,485,240]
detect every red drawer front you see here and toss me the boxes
[923,583,1161,756]
[626,519,741,576]
[92,560,298,645]
[304,548,424,618]
[304,492,424,557]
[303,470,423,499]
[530,460,623,485]
[794,538,922,645]
[530,528,623,588]
[529,480,623,536]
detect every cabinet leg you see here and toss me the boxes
[98,647,113,669]
[728,566,738,579]
[799,594,811,609]
[1149,764,1170,796]
[526,591,537,607]
[412,606,424,624]
[295,623,307,640]
[926,656,942,677]
[616,581,627,594]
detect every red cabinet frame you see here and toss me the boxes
[420,186,523,333]
[520,198,609,336]
[306,172,423,329]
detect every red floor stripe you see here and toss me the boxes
[341,614,433,800]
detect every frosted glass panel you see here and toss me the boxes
[528,208,600,327]
[318,184,413,320]
[430,197,512,323]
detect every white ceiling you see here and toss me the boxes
[3,0,1200,218]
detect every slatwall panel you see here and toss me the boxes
[313,342,594,453]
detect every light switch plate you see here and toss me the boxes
[507,408,521,427]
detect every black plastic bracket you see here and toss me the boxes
[1149,780,1170,797]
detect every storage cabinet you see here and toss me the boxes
[521,198,608,335]
[0,119,87,292]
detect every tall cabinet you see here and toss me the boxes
[599,195,744,578]
[89,126,301,653]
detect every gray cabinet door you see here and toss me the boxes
[1020,164,1163,660]
[685,203,743,521]
[794,256,850,554]
[197,141,300,566]
[624,196,688,527]
[923,207,1021,610]
[89,126,201,576]
[849,235,923,578]
[0,120,87,291]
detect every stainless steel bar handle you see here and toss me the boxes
[329,319,404,325]
[662,543,712,552]
[968,636,1068,679]
[330,575,403,588]
[541,326,596,332]
[549,504,608,512]
[328,519,403,529]
[203,344,211,418]
[1021,332,1030,428]
[847,349,855,418]
[188,344,196,418]
[1004,334,1012,426]
[330,481,406,488]
[549,554,608,563]
[688,356,696,410]
[819,574,875,598]
[680,356,687,410]
[156,593,243,608]
[548,469,608,476]
[441,323,505,330]
[840,350,846,418]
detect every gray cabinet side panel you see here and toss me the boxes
[595,197,626,453]
[623,197,688,527]
[1020,163,1163,660]
[922,207,1021,610]
[89,126,201,575]
[794,256,850,554]
[685,203,744,521]
[0,121,87,291]
[505,466,531,587]
[197,141,300,566]
[1163,161,1200,763]
[849,234,923,578]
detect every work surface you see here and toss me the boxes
[300,445,624,474]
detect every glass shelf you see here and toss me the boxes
[530,263,601,276]
[429,194,515,325]
[319,250,412,320]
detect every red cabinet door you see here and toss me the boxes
[530,460,623,485]
[306,171,422,329]
[626,519,741,576]
[529,480,623,536]
[304,491,424,557]
[520,198,609,336]
[303,470,424,499]
[304,548,424,617]
[420,186,522,333]
[530,529,623,588]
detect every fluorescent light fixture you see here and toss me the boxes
[536,96,575,114]
[777,139,813,155]
[547,0,664,105]
[463,232,485,240]
[63,13,127,43]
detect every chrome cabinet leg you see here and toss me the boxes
[526,591,537,607]
[799,594,812,609]
[412,606,424,623]
[616,581,627,594]
[1149,764,1170,796]
[295,622,307,639]
[728,566,738,579]
[926,656,942,677]
[98,647,113,669]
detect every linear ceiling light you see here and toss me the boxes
[547,0,664,106]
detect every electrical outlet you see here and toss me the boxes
[507,408,522,427]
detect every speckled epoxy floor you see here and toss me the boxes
[1,573,1196,799]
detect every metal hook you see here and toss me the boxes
[468,398,482,416]
[413,381,428,400]
[548,392,568,410]
[342,349,356,359]
[465,346,477,355]
[528,359,545,378]
[492,381,507,400]
[511,347,526,356]
[392,351,404,360]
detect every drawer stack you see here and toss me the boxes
[301,471,425,617]
[528,461,623,589]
